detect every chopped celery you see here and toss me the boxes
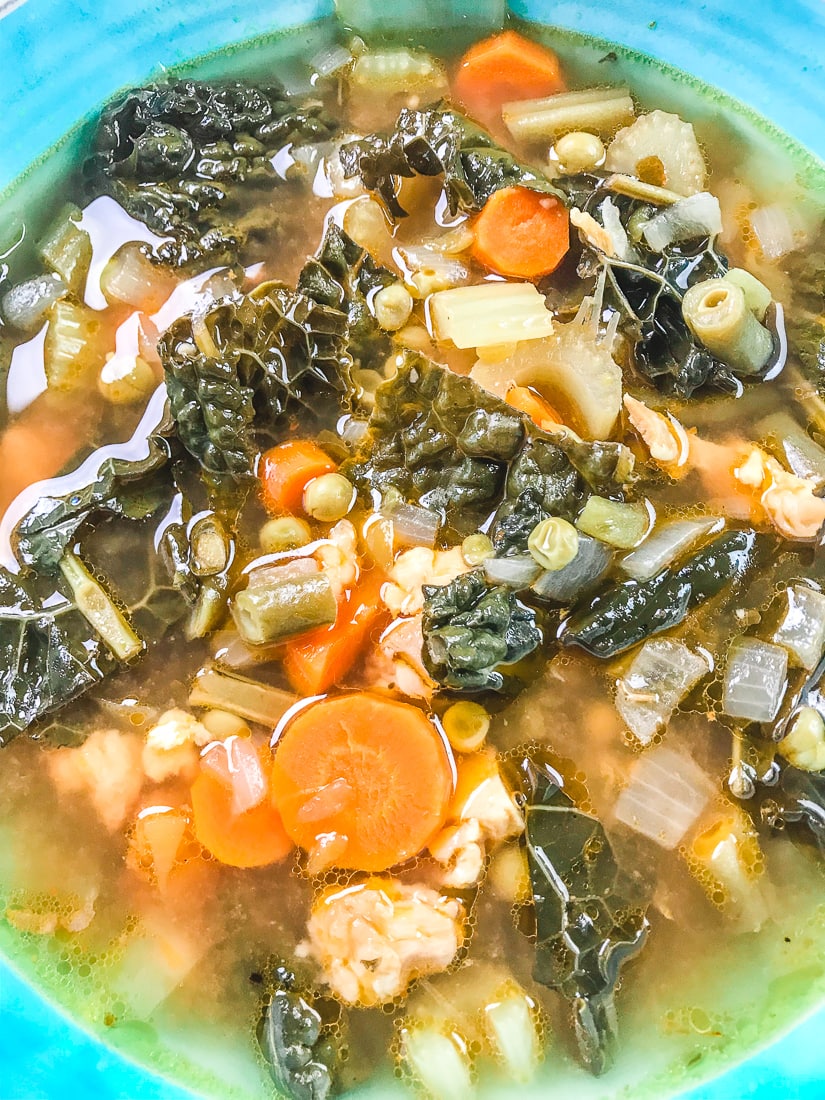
[232,573,337,646]
[503,86,634,143]
[429,283,554,350]
[59,551,143,662]
[39,204,92,296]
[576,496,651,549]
[44,299,108,392]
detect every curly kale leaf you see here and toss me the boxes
[524,774,649,1075]
[339,105,561,219]
[0,566,119,745]
[161,282,350,487]
[258,964,341,1100]
[344,352,528,530]
[422,569,541,691]
[12,389,174,573]
[298,222,396,371]
[90,79,338,267]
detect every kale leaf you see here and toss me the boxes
[90,79,338,267]
[0,565,118,744]
[523,761,649,1075]
[561,529,758,658]
[422,569,541,691]
[339,105,561,219]
[258,964,341,1100]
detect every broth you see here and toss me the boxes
[0,14,824,1100]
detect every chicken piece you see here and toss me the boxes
[571,207,617,257]
[734,446,825,541]
[430,754,524,888]
[382,546,470,616]
[302,878,465,1006]
[142,708,211,783]
[48,728,144,833]
[623,394,690,472]
[315,518,359,598]
[361,615,436,699]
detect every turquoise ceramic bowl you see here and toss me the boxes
[1,1,824,1098]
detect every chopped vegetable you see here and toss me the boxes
[505,385,563,429]
[283,573,386,695]
[619,516,719,581]
[270,694,454,871]
[429,281,555,349]
[641,192,723,252]
[503,85,635,143]
[422,569,541,691]
[721,267,773,321]
[483,553,541,588]
[44,300,110,392]
[723,638,789,723]
[232,572,338,647]
[757,412,825,487]
[100,242,177,311]
[778,707,825,772]
[604,110,706,196]
[616,640,709,745]
[191,759,293,868]
[59,550,143,662]
[472,186,569,279]
[772,583,825,669]
[442,700,490,752]
[453,30,565,123]
[562,529,758,658]
[682,278,774,376]
[401,1028,473,1100]
[348,48,448,116]
[98,352,157,406]
[531,533,613,603]
[380,500,441,548]
[39,204,92,295]
[259,516,313,554]
[613,744,716,849]
[688,809,769,931]
[188,667,297,726]
[576,496,651,549]
[261,441,338,515]
[1,274,67,333]
[527,516,579,570]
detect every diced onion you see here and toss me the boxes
[484,554,541,589]
[380,501,441,548]
[616,640,709,746]
[613,745,715,850]
[641,192,723,252]
[722,638,788,723]
[311,43,354,78]
[620,517,719,581]
[531,535,612,603]
[750,203,797,261]
[772,584,825,670]
[1,273,67,332]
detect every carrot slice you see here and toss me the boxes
[453,30,565,123]
[284,572,388,696]
[260,440,337,515]
[472,186,569,279]
[506,385,564,428]
[191,768,293,868]
[270,694,454,872]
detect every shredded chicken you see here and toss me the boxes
[382,546,470,616]
[315,518,359,597]
[571,207,617,257]
[142,708,211,783]
[734,446,825,541]
[48,728,144,833]
[623,394,690,470]
[302,878,464,1006]
[360,615,435,699]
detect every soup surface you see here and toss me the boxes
[0,14,824,1100]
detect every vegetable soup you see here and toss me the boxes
[0,12,824,1100]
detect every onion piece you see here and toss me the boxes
[484,555,541,589]
[380,501,441,548]
[1,273,67,333]
[772,584,825,670]
[641,192,723,252]
[311,43,354,78]
[613,745,716,850]
[616,640,710,746]
[750,203,797,261]
[723,638,788,723]
[619,517,719,581]
[531,535,613,603]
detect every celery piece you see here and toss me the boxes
[503,86,634,144]
[576,496,651,550]
[44,299,107,392]
[430,282,554,350]
[59,551,143,662]
[39,205,92,297]
[232,573,337,646]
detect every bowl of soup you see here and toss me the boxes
[0,1,824,1099]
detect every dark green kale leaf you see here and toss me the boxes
[785,250,825,381]
[422,569,541,691]
[339,105,561,219]
[258,964,342,1100]
[297,222,396,371]
[160,280,350,489]
[90,79,338,267]
[524,771,649,1075]
[12,388,174,573]
[0,565,119,745]
[561,529,758,658]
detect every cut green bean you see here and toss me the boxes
[59,551,143,661]
[189,666,298,726]
[232,573,337,646]
[723,268,772,321]
[190,514,230,577]
[681,278,774,376]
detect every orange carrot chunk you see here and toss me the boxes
[473,186,570,279]
[260,440,337,515]
[453,30,565,123]
[284,572,388,696]
[191,767,293,869]
[506,385,564,428]
[270,694,454,873]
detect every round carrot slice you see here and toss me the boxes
[270,694,455,873]
[472,186,570,279]
[190,771,293,869]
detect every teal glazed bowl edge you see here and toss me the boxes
[1,1,824,1098]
